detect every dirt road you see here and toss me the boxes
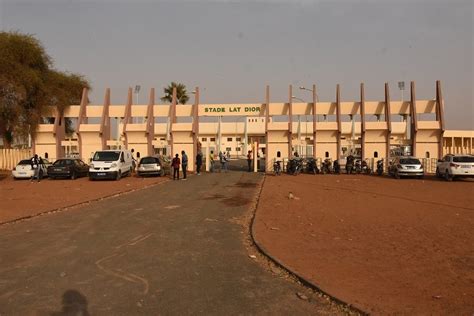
[254,174,474,315]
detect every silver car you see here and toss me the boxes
[136,156,169,177]
[388,156,424,179]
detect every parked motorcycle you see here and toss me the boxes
[273,160,282,176]
[305,158,319,175]
[361,160,372,174]
[321,158,333,174]
[376,159,384,176]
[354,160,362,174]
[346,155,355,174]
[287,158,303,176]
[333,160,341,174]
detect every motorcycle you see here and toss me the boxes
[361,160,372,174]
[286,158,303,176]
[321,158,333,174]
[346,156,355,174]
[333,160,341,174]
[354,160,362,174]
[305,158,319,174]
[376,159,384,176]
[273,160,282,176]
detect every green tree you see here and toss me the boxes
[0,31,90,147]
[43,70,90,135]
[160,82,189,105]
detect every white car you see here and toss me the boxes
[89,150,133,180]
[436,154,474,181]
[388,156,424,179]
[12,158,51,179]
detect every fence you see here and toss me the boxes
[0,149,32,171]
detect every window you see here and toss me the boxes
[210,137,216,142]
[227,137,233,141]
[236,137,241,142]
[374,151,378,158]
[226,147,232,152]
[137,152,140,158]
[236,147,241,151]
[325,151,329,158]
[45,152,49,159]
[202,137,207,141]
[425,151,430,158]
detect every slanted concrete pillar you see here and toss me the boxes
[205,145,210,172]
[253,141,258,172]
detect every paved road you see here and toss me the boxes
[0,172,337,315]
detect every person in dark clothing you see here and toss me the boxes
[31,154,41,182]
[247,150,252,172]
[196,152,202,175]
[172,154,180,180]
[181,150,188,180]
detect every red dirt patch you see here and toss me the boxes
[0,173,167,224]
[254,174,474,315]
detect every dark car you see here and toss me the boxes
[48,159,89,180]
[137,156,170,177]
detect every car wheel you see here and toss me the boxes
[436,168,441,178]
[417,175,424,179]
[395,170,400,179]
[444,170,452,182]
[116,170,121,181]
[71,171,77,180]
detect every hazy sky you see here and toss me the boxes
[1,0,472,129]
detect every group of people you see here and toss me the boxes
[209,151,230,173]
[30,154,44,182]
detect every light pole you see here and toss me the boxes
[299,86,319,102]
[134,85,141,104]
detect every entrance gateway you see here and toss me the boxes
[33,82,446,172]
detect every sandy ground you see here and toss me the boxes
[0,172,167,224]
[254,174,474,315]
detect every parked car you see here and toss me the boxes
[137,156,170,177]
[89,150,133,180]
[48,158,89,180]
[436,154,474,181]
[388,156,424,179]
[12,158,51,179]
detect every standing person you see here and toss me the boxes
[181,150,188,180]
[209,150,215,172]
[222,153,228,173]
[196,152,202,175]
[218,151,224,172]
[247,150,252,172]
[172,154,180,180]
[30,154,41,182]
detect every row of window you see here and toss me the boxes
[201,137,242,142]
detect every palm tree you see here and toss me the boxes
[160,82,189,105]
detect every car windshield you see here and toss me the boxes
[400,158,420,164]
[140,157,159,164]
[93,151,120,161]
[453,156,474,163]
[53,159,74,166]
[18,159,31,165]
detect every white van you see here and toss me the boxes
[89,150,133,180]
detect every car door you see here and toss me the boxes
[79,160,88,175]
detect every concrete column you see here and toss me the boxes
[385,83,392,159]
[410,81,418,157]
[336,84,341,161]
[76,88,89,161]
[288,85,293,158]
[312,84,317,158]
[100,88,111,150]
[253,141,258,172]
[205,145,210,172]
[265,85,270,171]
[123,88,133,149]
[146,88,155,156]
[360,83,366,160]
